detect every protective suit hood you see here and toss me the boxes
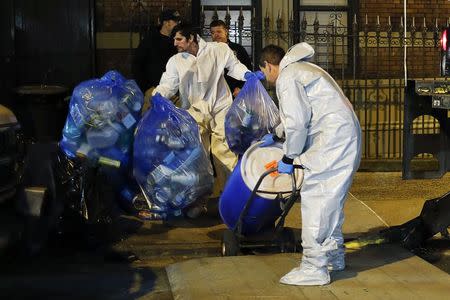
[279,42,315,71]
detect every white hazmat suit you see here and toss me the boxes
[153,36,250,197]
[276,43,361,285]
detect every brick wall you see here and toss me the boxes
[95,0,191,78]
[94,1,448,79]
[359,0,448,78]
[97,0,191,32]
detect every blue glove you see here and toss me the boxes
[260,133,275,147]
[278,156,294,174]
[244,71,265,81]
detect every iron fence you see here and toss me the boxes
[200,9,446,161]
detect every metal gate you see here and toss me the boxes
[199,9,445,161]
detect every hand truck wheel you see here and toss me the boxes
[221,229,240,256]
[279,227,298,253]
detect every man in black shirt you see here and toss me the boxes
[132,9,180,94]
[210,20,253,98]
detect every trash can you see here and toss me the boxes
[14,85,69,142]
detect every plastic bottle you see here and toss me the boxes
[171,172,199,186]
[162,151,177,165]
[122,80,143,112]
[75,143,99,163]
[242,109,253,127]
[135,136,161,160]
[148,164,174,184]
[179,123,199,145]
[181,146,202,166]
[155,134,185,149]
[117,103,137,129]
[153,185,173,205]
[86,124,119,149]
[122,92,142,112]
[171,191,187,208]
[70,103,87,128]
[89,97,118,122]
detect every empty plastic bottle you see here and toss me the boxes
[122,93,142,112]
[242,109,253,127]
[86,124,119,149]
[148,164,174,184]
[116,103,137,129]
[155,134,185,149]
[171,172,199,186]
[121,81,143,112]
[70,103,88,128]
[75,143,100,164]
[171,191,187,208]
[154,186,173,204]
[181,146,202,166]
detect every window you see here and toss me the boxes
[199,0,253,57]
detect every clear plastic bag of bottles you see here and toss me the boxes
[59,70,143,169]
[225,77,281,155]
[133,93,213,214]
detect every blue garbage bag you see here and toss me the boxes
[60,70,143,168]
[225,77,280,155]
[133,93,213,214]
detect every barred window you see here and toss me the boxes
[200,0,253,57]
[297,0,355,77]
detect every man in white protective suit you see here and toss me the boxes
[258,43,361,286]
[153,23,262,217]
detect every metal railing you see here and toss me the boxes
[199,9,446,160]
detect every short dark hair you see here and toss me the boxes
[159,9,181,24]
[259,45,286,67]
[171,23,198,43]
[210,20,228,30]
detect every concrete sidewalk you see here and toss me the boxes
[165,172,450,299]
[167,246,450,299]
[0,172,449,299]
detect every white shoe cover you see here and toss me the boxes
[279,265,330,286]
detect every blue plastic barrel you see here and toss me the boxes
[219,142,303,235]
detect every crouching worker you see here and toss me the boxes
[258,43,362,285]
[153,24,259,218]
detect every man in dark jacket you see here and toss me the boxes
[132,9,180,94]
[210,20,253,98]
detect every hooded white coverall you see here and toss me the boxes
[153,36,250,197]
[276,43,361,285]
